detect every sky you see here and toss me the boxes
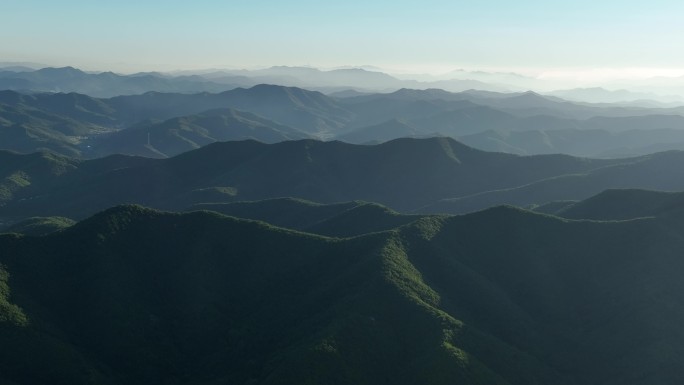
[3,0,684,79]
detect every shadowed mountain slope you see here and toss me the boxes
[422,150,684,214]
[188,198,423,237]
[554,189,684,220]
[0,138,621,221]
[337,119,423,144]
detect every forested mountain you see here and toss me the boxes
[3,203,684,384]
[8,1,684,383]
[3,68,684,385]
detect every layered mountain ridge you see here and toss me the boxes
[4,84,684,159]
[4,66,684,385]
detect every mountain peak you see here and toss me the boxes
[248,83,298,92]
[384,88,459,102]
[520,90,543,97]
[68,204,163,236]
[36,66,85,76]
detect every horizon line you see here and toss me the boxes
[4,61,684,82]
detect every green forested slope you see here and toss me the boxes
[2,205,684,384]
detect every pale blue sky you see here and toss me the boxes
[2,0,683,75]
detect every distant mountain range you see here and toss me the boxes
[97,108,312,158]
[4,64,684,103]
[0,85,353,157]
[0,65,512,98]
[3,85,684,159]
[547,87,684,105]
[0,66,241,97]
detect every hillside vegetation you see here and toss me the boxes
[2,204,684,384]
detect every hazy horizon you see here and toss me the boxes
[6,60,684,82]
[4,0,684,83]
